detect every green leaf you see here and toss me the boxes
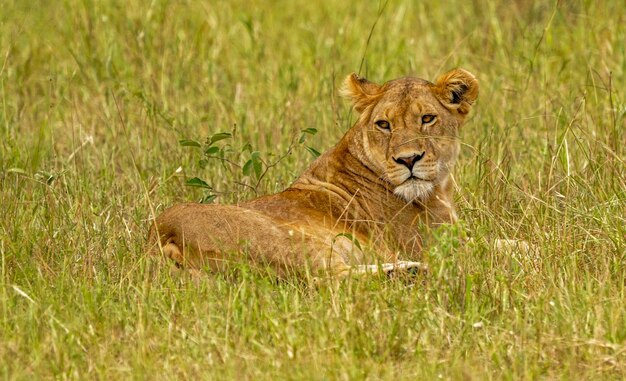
[185,177,211,189]
[209,132,232,145]
[204,146,220,155]
[179,139,202,147]
[241,143,253,153]
[250,151,263,178]
[242,159,253,176]
[299,128,317,144]
[200,193,217,204]
[242,151,263,178]
[305,146,321,158]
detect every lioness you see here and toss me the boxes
[147,68,478,279]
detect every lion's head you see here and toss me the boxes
[341,68,478,202]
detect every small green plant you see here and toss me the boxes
[179,127,319,203]
[179,132,234,203]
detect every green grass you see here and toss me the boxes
[1,0,625,379]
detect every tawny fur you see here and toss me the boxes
[147,68,478,278]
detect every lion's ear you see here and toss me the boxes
[434,69,478,115]
[340,73,382,113]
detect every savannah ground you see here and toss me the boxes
[1,0,625,379]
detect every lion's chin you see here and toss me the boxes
[393,179,434,202]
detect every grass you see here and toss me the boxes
[1,0,625,379]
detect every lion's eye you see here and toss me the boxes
[422,115,436,124]
[375,120,390,130]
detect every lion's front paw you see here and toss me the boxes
[382,261,429,281]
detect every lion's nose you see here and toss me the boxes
[393,152,425,170]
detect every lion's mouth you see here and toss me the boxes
[394,177,435,201]
[406,175,435,184]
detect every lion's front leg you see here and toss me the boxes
[311,240,428,281]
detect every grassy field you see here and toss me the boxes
[1,0,625,379]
